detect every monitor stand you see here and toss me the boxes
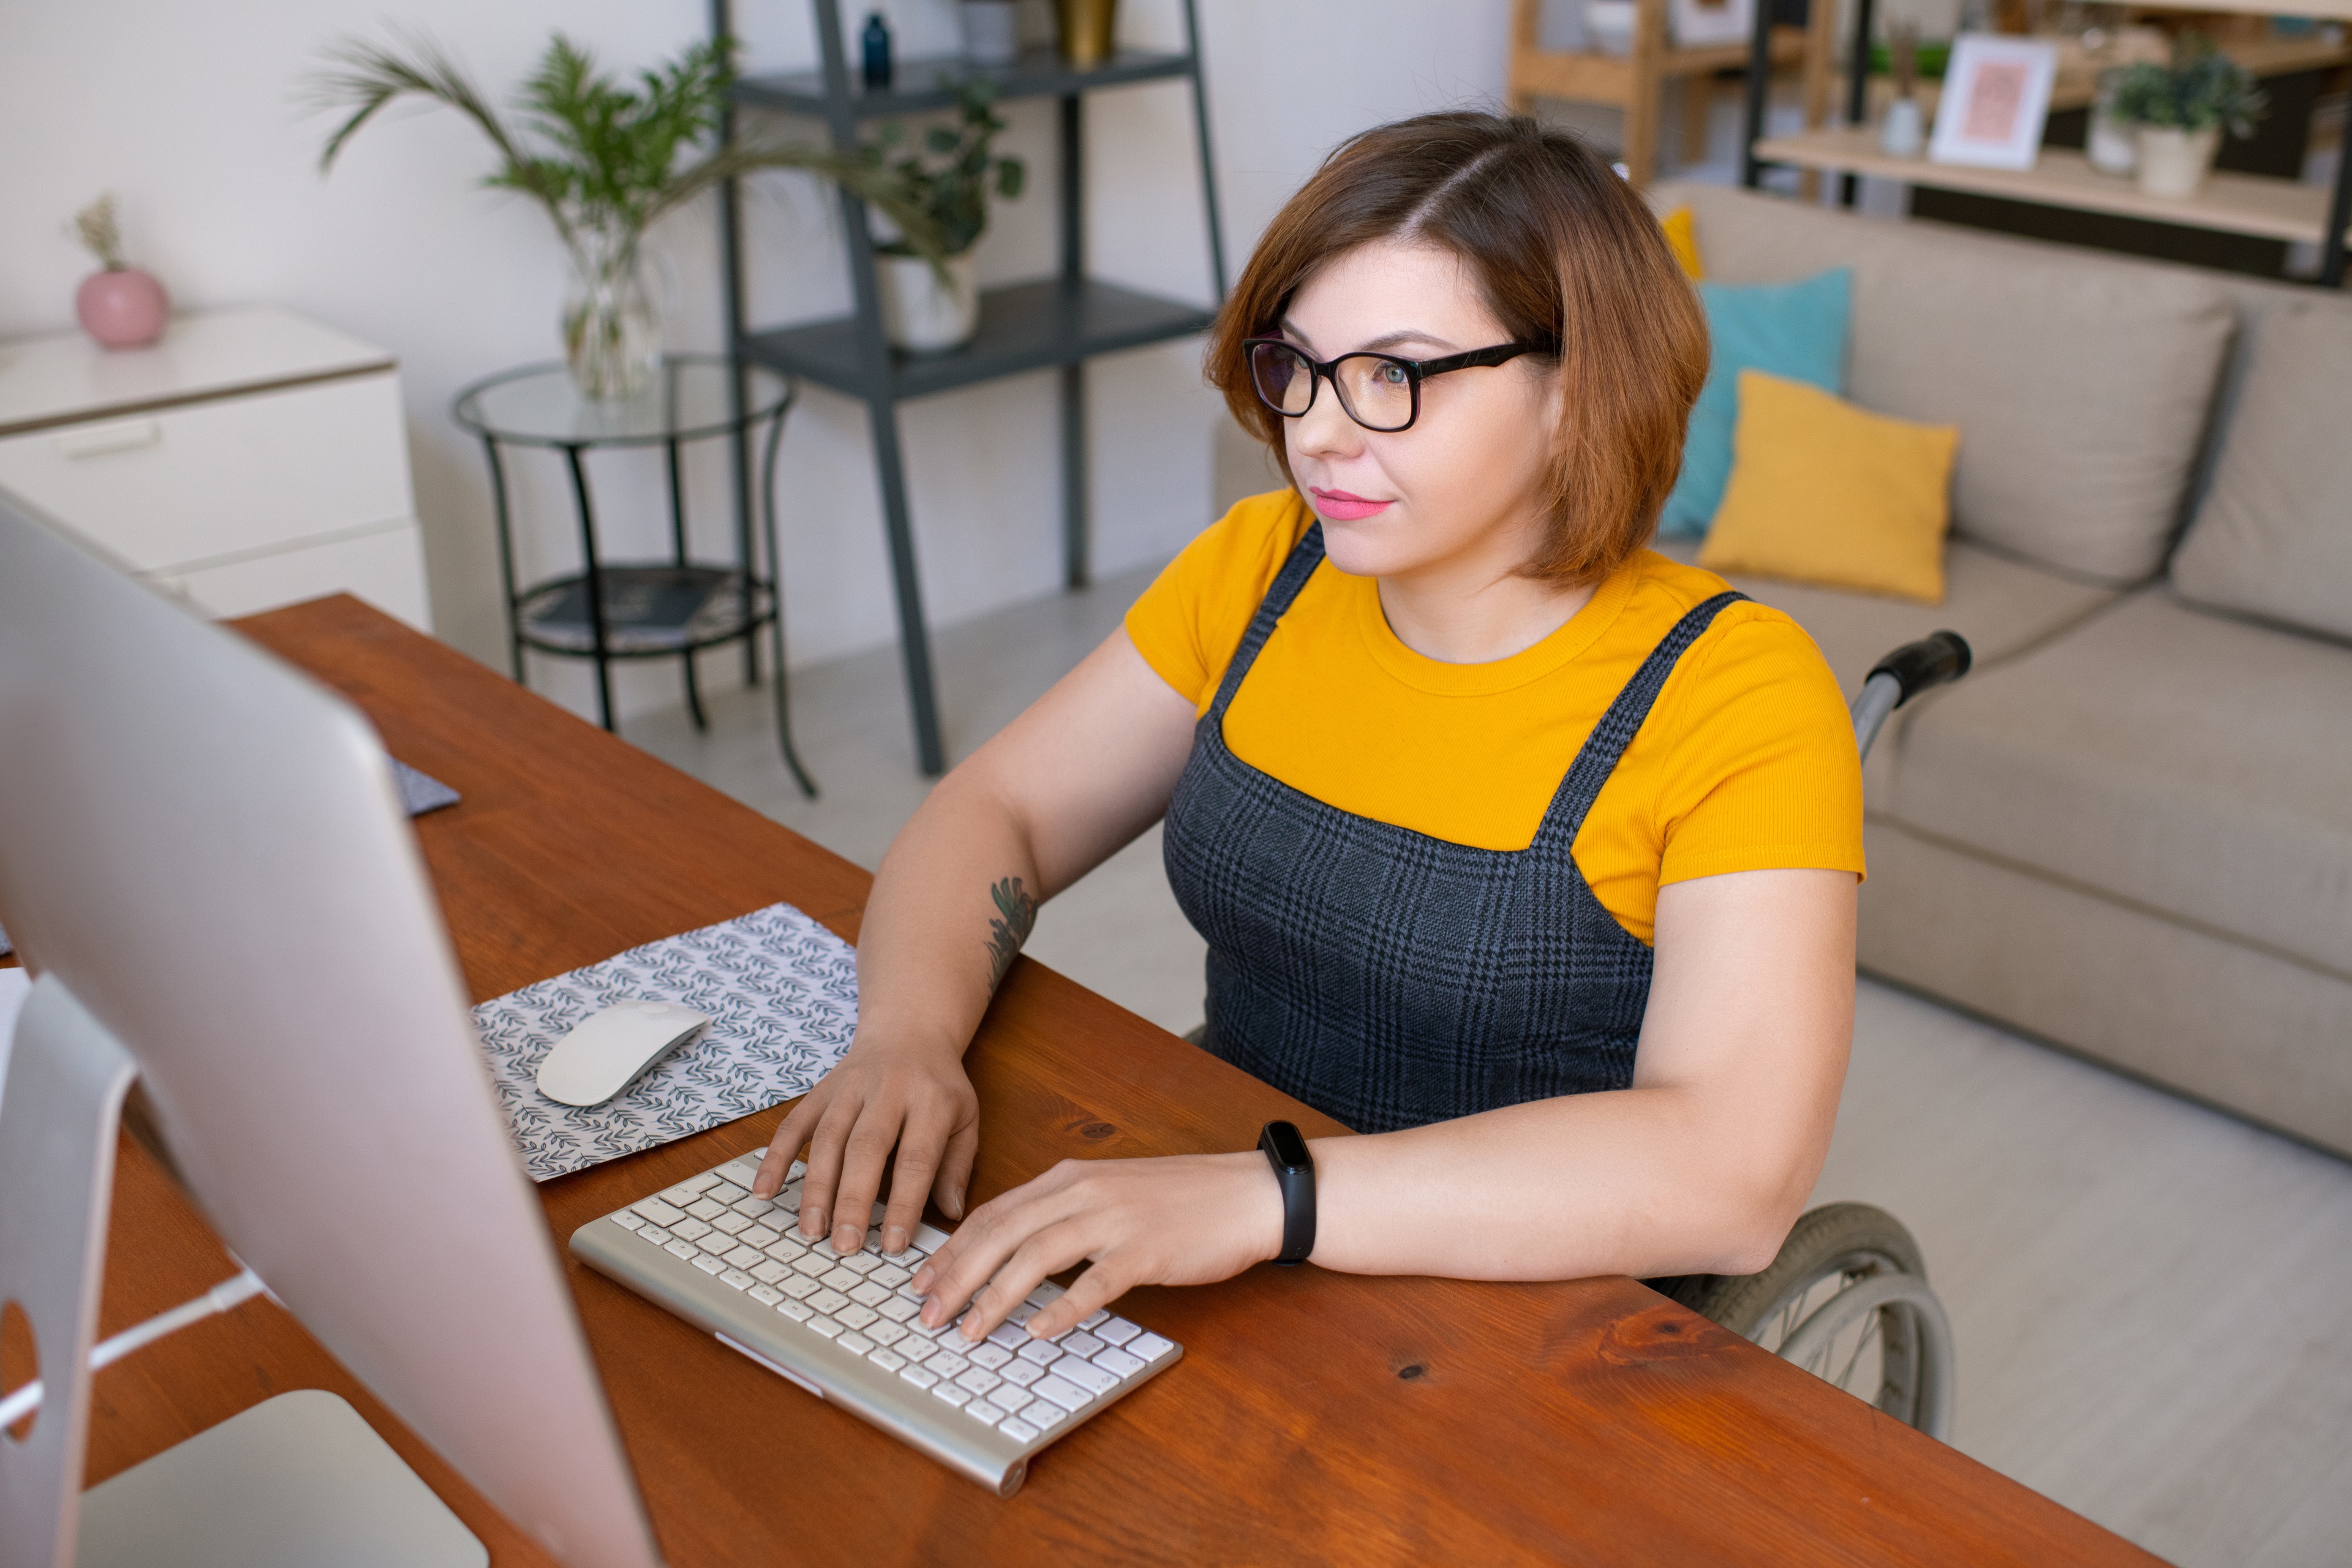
[0,974,485,1568]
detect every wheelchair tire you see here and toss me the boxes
[1655,1203,1953,1441]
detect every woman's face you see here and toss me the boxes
[1275,239,1561,584]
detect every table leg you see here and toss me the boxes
[665,435,707,733]
[564,445,617,733]
[1062,361,1089,590]
[761,405,816,799]
[868,398,946,775]
[1841,0,1875,207]
[481,437,523,683]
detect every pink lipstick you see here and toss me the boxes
[1309,487,1392,521]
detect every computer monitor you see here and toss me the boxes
[0,494,662,1568]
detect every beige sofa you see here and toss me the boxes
[1647,181,2352,1158]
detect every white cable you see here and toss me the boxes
[0,1268,263,1431]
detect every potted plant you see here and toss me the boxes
[2109,36,2267,200]
[69,195,170,349]
[856,79,1027,353]
[310,32,946,399]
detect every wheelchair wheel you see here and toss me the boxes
[1657,1203,1954,1442]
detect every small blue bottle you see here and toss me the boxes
[861,12,893,90]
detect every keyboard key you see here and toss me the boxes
[932,1382,974,1409]
[692,1254,726,1276]
[839,1331,875,1355]
[869,1348,907,1372]
[879,1297,921,1323]
[663,1239,699,1262]
[837,1304,879,1331]
[611,1211,646,1233]
[1027,1281,1066,1306]
[697,1232,735,1256]
[998,1417,1040,1442]
[849,1282,891,1309]
[779,1299,814,1322]
[965,1400,1008,1426]
[720,1269,755,1291]
[899,1364,941,1390]
[1051,1356,1117,1396]
[913,1223,952,1252]
[711,1212,752,1236]
[630,1198,684,1226]
[1060,1331,1105,1359]
[670,1172,718,1198]
[791,1255,833,1278]
[1006,1302,1039,1327]
[1093,1346,1145,1378]
[999,1359,1045,1389]
[1128,1332,1177,1363]
[638,1226,673,1246]
[970,1343,1014,1371]
[872,1264,912,1289]
[672,1218,714,1243]
[925,1350,970,1379]
[765,1237,807,1262]
[1028,1374,1093,1413]
[751,1260,790,1285]
[1025,1401,1069,1431]
[809,1316,845,1340]
[687,1197,728,1222]
[723,1245,763,1270]
[821,1267,863,1292]
[1016,1340,1060,1366]
[780,1276,821,1301]
[869,1321,908,1349]
[956,1368,1003,1397]
[750,1284,785,1306]
[839,1253,881,1276]
[707,1181,748,1205]
[809,1289,851,1316]
[986,1322,1028,1350]
[1095,1317,1141,1347]
[774,1184,802,1215]
[1080,1309,1109,1330]
[741,1225,781,1250]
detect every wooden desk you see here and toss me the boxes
[66,595,2158,1565]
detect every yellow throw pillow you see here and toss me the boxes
[1699,370,1959,604]
[1661,206,1704,281]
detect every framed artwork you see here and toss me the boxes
[1928,34,2060,171]
[1670,0,1754,48]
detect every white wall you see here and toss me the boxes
[1,0,1512,734]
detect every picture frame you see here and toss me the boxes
[1928,34,2060,171]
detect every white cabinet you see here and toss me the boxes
[0,307,430,630]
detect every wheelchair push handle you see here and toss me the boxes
[1851,631,1971,764]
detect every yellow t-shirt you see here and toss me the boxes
[1125,491,1863,944]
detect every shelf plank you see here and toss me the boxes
[739,277,1216,401]
[1509,27,1807,103]
[2124,0,2352,18]
[1754,126,2344,244]
[736,46,1194,119]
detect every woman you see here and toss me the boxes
[751,112,1863,1348]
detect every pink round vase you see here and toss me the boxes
[77,268,170,349]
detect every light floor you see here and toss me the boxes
[630,569,2352,1568]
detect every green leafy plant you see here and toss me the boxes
[858,78,1027,260]
[308,31,949,263]
[2110,36,2267,137]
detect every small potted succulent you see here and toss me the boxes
[856,79,1027,353]
[311,32,946,399]
[2110,36,2267,200]
[70,195,170,349]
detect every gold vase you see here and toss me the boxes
[1056,0,1117,68]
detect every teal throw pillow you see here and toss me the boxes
[1659,267,1853,537]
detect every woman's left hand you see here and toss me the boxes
[911,1152,1286,1343]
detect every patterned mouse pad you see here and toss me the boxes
[472,901,859,1182]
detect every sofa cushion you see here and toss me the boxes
[2170,301,2352,643]
[1652,182,2236,585]
[1661,268,1852,534]
[1882,591,2352,976]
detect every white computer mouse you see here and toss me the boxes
[535,1000,712,1107]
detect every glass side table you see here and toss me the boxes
[453,356,813,797]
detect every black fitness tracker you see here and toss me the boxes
[1259,1120,1316,1267]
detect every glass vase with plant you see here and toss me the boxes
[2109,36,2267,199]
[311,32,946,399]
[855,78,1027,352]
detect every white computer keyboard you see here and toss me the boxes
[569,1148,1180,1496]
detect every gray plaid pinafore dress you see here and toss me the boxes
[1163,521,1746,1134]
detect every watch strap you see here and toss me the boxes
[1258,1120,1316,1266]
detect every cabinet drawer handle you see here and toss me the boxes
[56,418,161,459]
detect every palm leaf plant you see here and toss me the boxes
[311,31,949,398]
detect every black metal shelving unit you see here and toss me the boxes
[710,0,1227,774]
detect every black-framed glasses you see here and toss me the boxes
[1243,335,1553,433]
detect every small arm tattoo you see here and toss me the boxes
[983,875,1036,990]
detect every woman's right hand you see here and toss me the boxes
[750,1031,980,1258]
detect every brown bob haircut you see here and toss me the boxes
[1205,111,1708,585]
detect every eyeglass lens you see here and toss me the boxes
[1250,342,1416,432]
